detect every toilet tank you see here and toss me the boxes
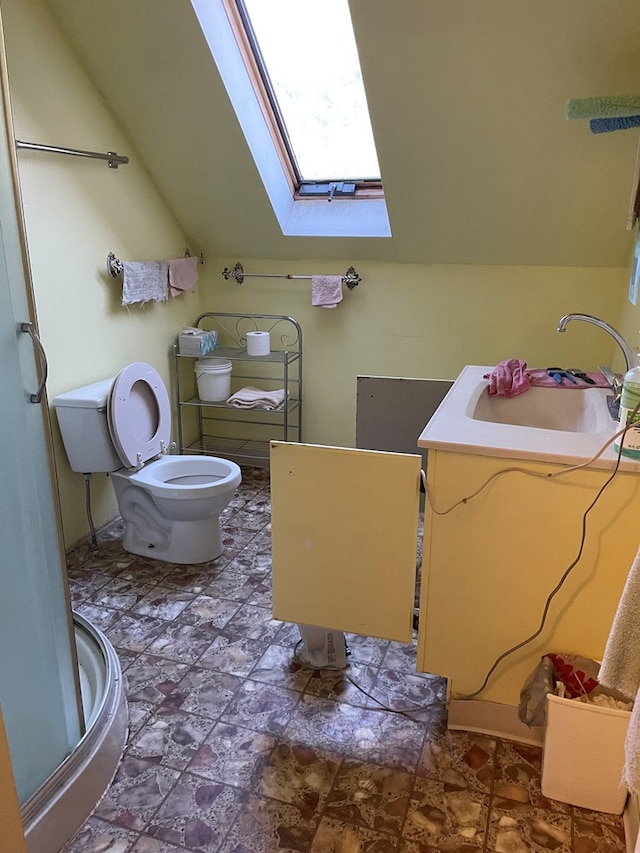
[53,378,122,473]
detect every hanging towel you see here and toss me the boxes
[483,359,531,398]
[599,544,640,795]
[566,96,640,120]
[311,275,343,309]
[226,386,285,410]
[590,115,640,134]
[168,256,199,297]
[121,260,168,306]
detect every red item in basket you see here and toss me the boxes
[546,653,599,699]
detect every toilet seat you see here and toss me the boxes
[107,362,171,469]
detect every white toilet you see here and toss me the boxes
[53,362,242,564]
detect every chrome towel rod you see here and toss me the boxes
[221,261,361,289]
[15,140,129,169]
[107,251,204,277]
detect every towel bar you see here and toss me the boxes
[221,261,361,289]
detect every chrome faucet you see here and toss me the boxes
[556,313,635,419]
[556,313,635,374]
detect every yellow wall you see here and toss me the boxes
[2,0,634,550]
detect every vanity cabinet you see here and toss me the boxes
[173,312,302,467]
[416,448,640,708]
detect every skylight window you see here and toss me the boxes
[191,0,390,237]
[230,0,382,196]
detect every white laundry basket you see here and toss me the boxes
[194,358,232,402]
[541,693,631,814]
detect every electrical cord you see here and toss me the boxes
[293,639,447,720]
[423,403,640,700]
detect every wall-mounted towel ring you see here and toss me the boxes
[107,251,204,278]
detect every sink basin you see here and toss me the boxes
[417,365,629,469]
[471,385,612,433]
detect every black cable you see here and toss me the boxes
[460,406,638,700]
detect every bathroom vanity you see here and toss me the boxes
[417,365,640,737]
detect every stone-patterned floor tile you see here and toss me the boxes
[284,694,363,754]
[323,758,413,835]
[573,813,626,853]
[203,571,256,602]
[219,793,318,853]
[128,711,214,770]
[197,631,270,677]
[351,708,426,772]
[224,539,273,575]
[159,665,242,718]
[96,578,158,612]
[303,662,380,708]
[345,634,390,667]
[381,641,421,674]
[418,727,497,793]
[158,560,227,593]
[372,669,447,720]
[132,588,196,621]
[220,678,300,734]
[310,817,399,852]
[257,742,340,818]
[188,721,275,787]
[129,836,188,853]
[105,612,167,655]
[146,773,247,851]
[486,808,572,853]
[63,816,139,852]
[123,654,190,733]
[93,756,181,832]
[144,621,218,664]
[177,594,241,629]
[250,643,313,691]
[224,603,282,642]
[74,602,123,633]
[403,777,489,850]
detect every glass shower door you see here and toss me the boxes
[0,26,83,803]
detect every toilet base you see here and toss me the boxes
[122,515,223,564]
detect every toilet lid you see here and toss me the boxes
[107,362,171,469]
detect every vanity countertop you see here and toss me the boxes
[418,364,640,472]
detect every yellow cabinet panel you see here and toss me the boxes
[271,442,421,642]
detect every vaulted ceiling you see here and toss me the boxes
[44,0,640,267]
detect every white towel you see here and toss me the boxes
[599,544,640,794]
[311,275,343,309]
[227,386,285,410]
[122,261,168,305]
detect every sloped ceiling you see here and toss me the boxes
[43,0,640,266]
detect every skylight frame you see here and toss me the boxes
[224,0,384,201]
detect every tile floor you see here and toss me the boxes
[63,466,626,853]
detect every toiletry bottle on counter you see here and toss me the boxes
[615,364,640,458]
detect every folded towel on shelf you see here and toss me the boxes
[599,544,640,795]
[312,275,343,309]
[122,260,168,305]
[484,359,531,398]
[590,115,640,134]
[566,95,640,120]
[227,386,286,410]
[168,256,199,297]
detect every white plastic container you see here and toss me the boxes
[615,364,640,458]
[194,358,232,402]
[541,693,630,813]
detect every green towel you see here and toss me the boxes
[566,95,640,120]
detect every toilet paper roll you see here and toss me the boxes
[246,330,270,356]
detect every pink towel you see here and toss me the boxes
[311,275,343,309]
[484,359,531,398]
[168,256,199,297]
